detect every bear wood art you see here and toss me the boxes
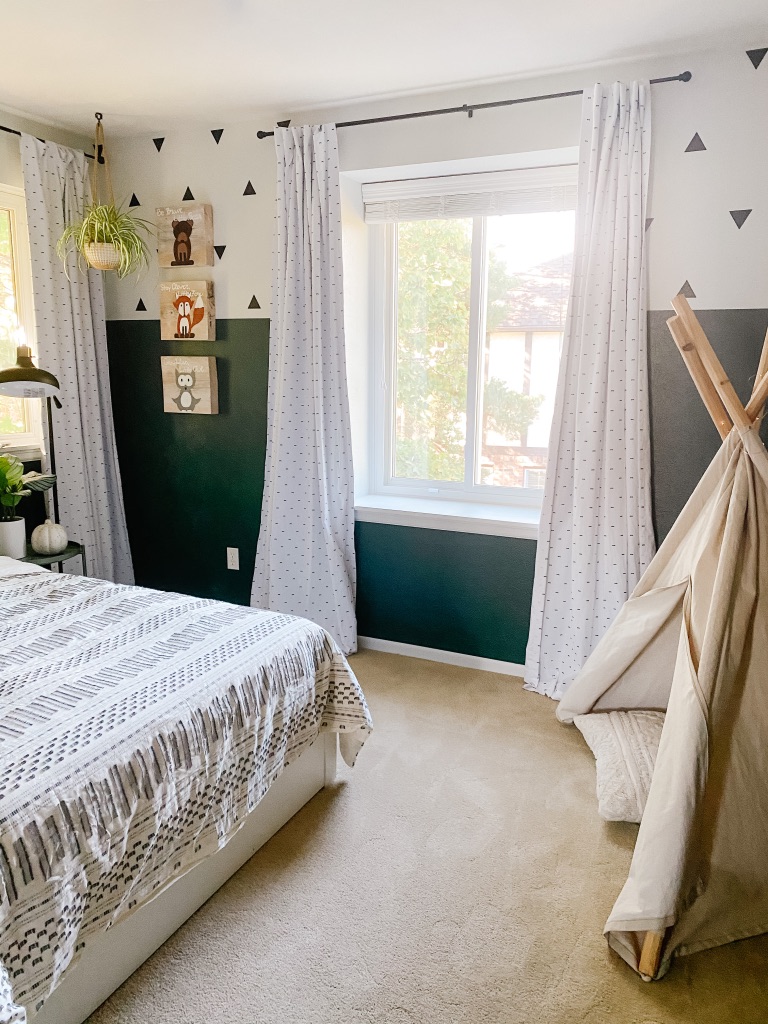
[160,281,215,341]
[171,220,194,266]
[156,202,214,268]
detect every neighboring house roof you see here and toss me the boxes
[492,251,573,331]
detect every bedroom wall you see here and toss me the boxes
[0,108,91,188]
[103,42,768,664]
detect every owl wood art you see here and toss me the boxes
[161,356,218,415]
[173,368,200,411]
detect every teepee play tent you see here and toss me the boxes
[557,294,768,979]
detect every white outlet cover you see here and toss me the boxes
[226,547,240,570]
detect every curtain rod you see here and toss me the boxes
[0,123,96,160]
[256,71,692,139]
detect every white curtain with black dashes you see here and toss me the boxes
[251,124,356,653]
[524,82,655,699]
[20,135,133,584]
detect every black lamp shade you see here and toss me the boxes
[0,347,59,397]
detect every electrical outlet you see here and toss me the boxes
[226,547,239,570]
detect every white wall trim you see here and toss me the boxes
[357,635,525,677]
[355,496,539,540]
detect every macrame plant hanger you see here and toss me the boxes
[85,112,120,271]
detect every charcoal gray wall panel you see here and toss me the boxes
[649,308,768,541]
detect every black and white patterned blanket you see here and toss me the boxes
[0,570,371,1022]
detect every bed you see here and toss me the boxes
[0,558,372,1024]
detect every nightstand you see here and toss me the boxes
[22,542,87,575]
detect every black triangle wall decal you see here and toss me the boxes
[136,298,147,312]
[153,138,165,152]
[678,280,696,299]
[243,180,256,196]
[747,47,768,69]
[730,209,752,229]
[214,244,226,259]
[685,132,706,153]
[248,295,261,310]
[182,187,195,201]
[211,128,224,144]
[129,193,140,208]
[645,217,654,230]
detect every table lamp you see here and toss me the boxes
[0,344,61,523]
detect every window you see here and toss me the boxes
[0,184,40,454]
[367,166,575,507]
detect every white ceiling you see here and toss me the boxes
[2,0,767,135]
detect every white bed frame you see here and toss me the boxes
[30,733,338,1024]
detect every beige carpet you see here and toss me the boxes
[88,650,768,1024]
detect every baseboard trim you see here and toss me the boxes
[356,636,525,677]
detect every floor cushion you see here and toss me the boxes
[573,710,665,823]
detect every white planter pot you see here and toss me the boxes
[0,517,27,559]
[85,241,121,271]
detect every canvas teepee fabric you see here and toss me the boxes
[557,297,768,978]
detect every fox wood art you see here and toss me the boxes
[160,281,215,340]
[173,294,205,338]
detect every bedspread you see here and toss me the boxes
[0,570,371,1021]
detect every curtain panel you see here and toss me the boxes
[20,135,133,584]
[251,124,357,653]
[524,82,655,699]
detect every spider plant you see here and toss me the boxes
[57,201,153,278]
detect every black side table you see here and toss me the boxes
[21,542,87,575]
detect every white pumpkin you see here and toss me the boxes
[31,519,68,556]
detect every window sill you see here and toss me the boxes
[354,494,539,540]
[0,443,43,463]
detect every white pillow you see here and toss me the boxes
[573,710,665,823]
[0,555,47,577]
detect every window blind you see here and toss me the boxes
[362,165,578,223]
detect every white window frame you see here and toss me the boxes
[370,215,565,508]
[0,183,42,457]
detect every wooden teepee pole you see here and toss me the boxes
[671,295,751,432]
[639,929,665,979]
[667,315,731,439]
[746,325,768,423]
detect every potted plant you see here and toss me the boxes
[57,202,152,276]
[56,113,152,277]
[0,454,56,559]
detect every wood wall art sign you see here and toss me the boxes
[160,280,215,340]
[156,202,214,267]
[161,355,218,415]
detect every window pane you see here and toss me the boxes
[478,211,574,488]
[0,207,27,436]
[394,218,472,482]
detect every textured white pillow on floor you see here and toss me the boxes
[573,710,665,823]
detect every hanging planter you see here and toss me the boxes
[57,113,152,278]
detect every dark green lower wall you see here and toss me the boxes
[107,319,268,604]
[355,522,536,663]
[107,308,768,665]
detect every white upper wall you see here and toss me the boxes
[0,109,90,189]
[102,43,768,320]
